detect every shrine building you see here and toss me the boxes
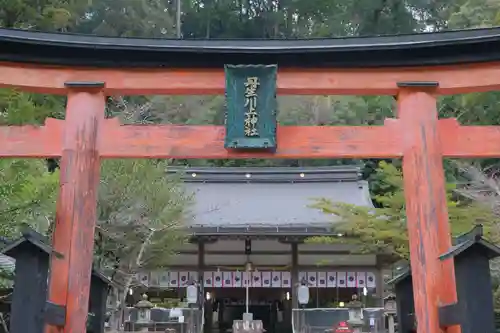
[135,166,386,331]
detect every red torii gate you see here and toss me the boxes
[2,27,500,333]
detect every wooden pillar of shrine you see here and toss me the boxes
[291,242,299,309]
[397,83,460,333]
[197,241,205,309]
[45,82,105,333]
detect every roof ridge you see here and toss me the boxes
[2,27,500,67]
[167,166,361,172]
[168,166,362,183]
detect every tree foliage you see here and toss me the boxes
[94,158,192,327]
[95,159,191,276]
[309,161,499,261]
[0,90,60,238]
[0,159,58,238]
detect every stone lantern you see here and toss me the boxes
[135,294,154,324]
[384,294,397,333]
[347,294,364,333]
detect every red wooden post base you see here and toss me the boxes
[45,84,105,333]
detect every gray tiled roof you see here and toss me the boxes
[179,167,373,228]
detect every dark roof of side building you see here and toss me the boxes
[1,27,500,67]
[169,166,372,229]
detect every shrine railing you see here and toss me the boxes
[123,307,203,333]
[292,308,385,333]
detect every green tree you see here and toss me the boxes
[0,159,59,238]
[0,0,89,30]
[309,161,497,261]
[76,0,176,37]
[94,158,192,328]
[0,89,60,238]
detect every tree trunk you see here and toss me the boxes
[108,230,156,329]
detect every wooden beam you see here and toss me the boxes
[2,61,500,95]
[397,86,460,333]
[100,118,401,158]
[0,118,62,157]
[45,84,104,333]
[4,118,500,159]
[440,119,500,158]
[0,120,402,159]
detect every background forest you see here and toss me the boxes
[2,0,500,323]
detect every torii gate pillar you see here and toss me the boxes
[398,84,459,333]
[45,82,105,333]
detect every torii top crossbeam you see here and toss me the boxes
[1,27,499,333]
[2,27,500,96]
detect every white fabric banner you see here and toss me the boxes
[149,271,160,287]
[169,271,179,287]
[337,272,347,288]
[356,272,366,288]
[262,272,272,287]
[213,272,223,287]
[233,271,242,287]
[242,271,250,287]
[189,271,199,284]
[346,272,356,288]
[282,272,291,288]
[204,272,213,287]
[271,272,282,287]
[317,272,327,288]
[298,271,307,285]
[138,272,150,287]
[159,271,170,288]
[366,272,376,288]
[307,271,317,287]
[223,272,233,287]
[252,271,262,287]
[326,272,337,287]
[179,271,190,287]
[150,270,374,288]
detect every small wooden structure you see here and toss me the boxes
[389,225,500,333]
[4,26,500,332]
[88,270,112,333]
[387,270,415,333]
[0,229,111,333]
[438,225,500,333]
[2,229,53,333]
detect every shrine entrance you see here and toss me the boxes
[2,26,500,333]
[206,288,282,333]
